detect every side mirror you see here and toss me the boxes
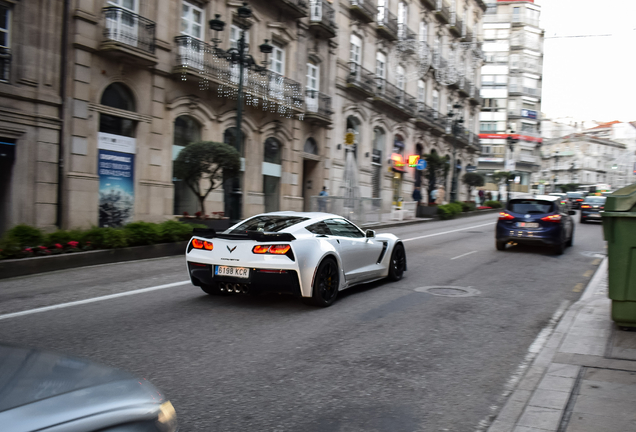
[568,210,576,215]
[365,230,376,238]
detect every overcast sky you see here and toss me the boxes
[534,0,636,123]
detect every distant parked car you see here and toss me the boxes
[580,196,607,223]
[0,343,178,432]
[496,195,575,255]
[566,192,586,209]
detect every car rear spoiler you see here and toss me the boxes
[192,228,296,242]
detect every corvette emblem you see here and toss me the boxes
[227,245,237,253]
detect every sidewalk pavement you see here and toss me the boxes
[486,257,636,432]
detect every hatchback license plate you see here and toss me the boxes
[516,222,539,228]
[215,266,249,278]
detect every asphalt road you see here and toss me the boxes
[0,213,606,432]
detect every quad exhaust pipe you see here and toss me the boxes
[218,282,249,294]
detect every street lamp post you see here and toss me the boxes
[553,150,560,192]
[209,3,273,220]
[506,130,518,202]
[446,102,464,203]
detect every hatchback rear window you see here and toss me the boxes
[566,193,584,198]
[586,197,606,204]
[230,216,308,233]
[508,200,555,214]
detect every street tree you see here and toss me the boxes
[173,141,241,216]
[462,172,485,201]
[423,152,450,203]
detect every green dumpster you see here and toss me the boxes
[602,183,636,327]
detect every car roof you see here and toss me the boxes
[230,211,356,234]
[532,195,561,201]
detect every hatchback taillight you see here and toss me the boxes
[576,199,584,202]
[499,212,515,221]
[581,205,591,209]
[541,214,562,222]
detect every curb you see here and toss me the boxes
[484,256,609,432]
[0,241,188,280]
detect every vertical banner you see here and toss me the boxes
[98,133,136,227]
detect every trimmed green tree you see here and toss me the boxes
[461,172,485,201]
[173,141,241,216]
[423,152,450,203]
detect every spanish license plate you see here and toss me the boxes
[215,266,249,278]
[516,222,539,228]
[589,213,600,217]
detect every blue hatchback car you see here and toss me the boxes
[496,195,576,255]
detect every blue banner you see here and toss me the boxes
[98,149,135,227]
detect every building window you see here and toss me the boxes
[417,80,426,103]
[181,1,204,39]
[0,4,10,82]
[480,121,498,132]
[270,42,285,75]
[396,65,405,91]
[306,62,319,112]
[350,35,362,65]
[99,83,136,137]
[173,116,201,215]
[376,52,386,79]
[230,24,249,50]
[263,138,282,213]
[419,21,427,43]
[304,138,318,155]
[432,89,439,114]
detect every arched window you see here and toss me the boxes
[99,83,136,137]
[223,127,245,156]
[101,83,135,111]
[346,116,361,159]
[372,127,385,198]
[263,138,282,212]
[304,138,318,155]
[172,115,201,215]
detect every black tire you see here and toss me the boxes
[302,258,340,307]
[388,243,406,281]
[496,240,506,251]
[554,241,565,255]
[566,229,574,247]
[580,217,586,224]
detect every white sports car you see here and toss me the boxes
[186,211,407,306]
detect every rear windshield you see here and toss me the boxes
[586,197,606,204]
[508,199,555,214]
[229,216,308,233]
[567,192,584,198]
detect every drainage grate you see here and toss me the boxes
[414,286,480,297]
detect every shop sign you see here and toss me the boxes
[465,164,477,172]
[408,154,420,167]
[521,109,537,119]
[391,153,405,167]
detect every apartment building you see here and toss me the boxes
[540,134,628,192]
[335,0,486,205]
[477,0,543,196]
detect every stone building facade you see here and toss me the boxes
[333,0,485,206]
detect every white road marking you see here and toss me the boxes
[0,280,190,321]
[450,250,478,260]
[402,221,495,243]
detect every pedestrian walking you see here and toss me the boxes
[430,187,438,205]
[412,187,422,206]
[485,191,492,202]
[318,186,328,212]
[478,189,485,206]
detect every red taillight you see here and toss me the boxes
[576,199,584,202]
[269,245,291,255]
[601,206,604,210]
[499,212,515,221]
[541,214,562,222]
[581,205,591,209]
[252,245,269,254]
[252,244,291,255]
[192,239,213,250]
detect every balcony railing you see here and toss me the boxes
[276,0,310,19]
[174,44,304,111]
[103,6,156,54]
[347,62,376,95]
[509,85,541,97]
[377,7,398,40]
[349,0,377,23]
[305,90,333,119]
[519,155,538,163]
[435,0,450,24]
[416,102,447,131]
[375,78,416,115]
[397,25,417,54]
[512,15,541,27]
[483,14,540,28]
[0,48,10,82]
[432,50,448,69]
[310,0,337,37]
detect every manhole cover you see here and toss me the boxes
[580,251,606,258]
[414,286,480,297]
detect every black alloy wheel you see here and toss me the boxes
[496,240,507,251]
[388,243,406,281]
[304,258,340,307]
[580,216,586,224]
[554,238,565,255]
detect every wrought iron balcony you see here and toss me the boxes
[0,47,10,82]
[305,90,333,124]
[509,84,541,97]
[397,25,417,54]
[377,7,398,41]
[415,102,447,132]
[174,36,209,72]
[349,0,376,23]
[469,83,482,105]
[435,0,450,24]
[374,78,417,116]
[275,0,309,19]
[310,0,337,38]
[346,62,376,96]
[102,7,156,55]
